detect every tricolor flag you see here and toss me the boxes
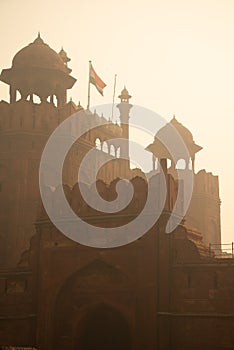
[89,63,107,96]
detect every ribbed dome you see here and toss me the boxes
[156,116,193,144]
[169,116,193,142]
[12,34,68,73]
[146,116,202,160]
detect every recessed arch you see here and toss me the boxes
[95,138,102,150]
[116,146,120,158]
[110,144,115,157]
[77,303,131,350]
[102,140,109,153]
[52,260,131,350]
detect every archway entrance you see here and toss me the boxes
[52,261,132,350]
[77,304,131,350]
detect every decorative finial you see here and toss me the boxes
[58,47,71,64]
[33,32,44,44]
[118,86,131,102]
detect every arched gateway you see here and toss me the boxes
[76,304,131,350]
[52,261,132,350]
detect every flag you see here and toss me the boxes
[89,64,106,96]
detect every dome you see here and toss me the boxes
[154,116,199,149]
[169,116,193,143]
[146,116,202,160]
[11,34,69,74]
[0,34,76,105]
[118,86,132,101]
[121,87,129,96]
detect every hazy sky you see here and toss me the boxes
[1,0,234,243]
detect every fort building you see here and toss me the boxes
[0,35,232,350]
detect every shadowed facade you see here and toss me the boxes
[0,36,231,350]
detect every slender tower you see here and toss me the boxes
[117,87,132,166]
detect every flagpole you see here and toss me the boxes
[87,60,91,110]
[111,74,117,121]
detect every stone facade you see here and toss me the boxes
[0,175,233,349]
[0,36,231,350]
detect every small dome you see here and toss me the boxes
[168,116,193,143]
[118,86,132,101]
[59,47,71,64]
[121,87,129,96]
[12,33,69,73]
[154,116,196,146]
[146,116,202,160]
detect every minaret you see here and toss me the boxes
[117,87,132,162]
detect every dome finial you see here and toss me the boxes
[59,47,71,64]
[33,32,44,44]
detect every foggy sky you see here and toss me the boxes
[1,0,234,243]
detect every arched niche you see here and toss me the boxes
[116,146,120,158]
[95,138,102,150]
[102,141,109,153]
[52,260,131,350]
[77,303,131,350]
[110,144,115,157]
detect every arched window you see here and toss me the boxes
[110,145,115,157]
[188,158,193,170]
[176,159,186,170]
[116,147,120,158]
[95,138,102,150]
[16,90,21,102]
[102,141,109,153]
[33,95,41,104]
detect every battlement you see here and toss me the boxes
[194,169,220,199]
[37,172,181,226]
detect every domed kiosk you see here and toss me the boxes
[0,33,76,106]
[146,116,202,172]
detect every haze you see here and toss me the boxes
[1,0,234,243]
